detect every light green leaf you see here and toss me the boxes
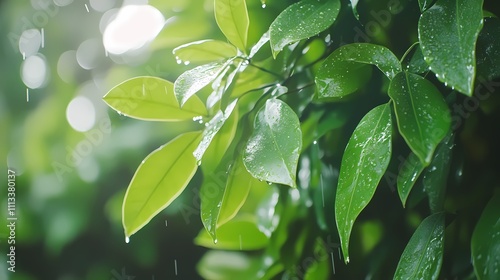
[388,72,451,165]
[195,215,268,250]
[249,31,270,58]
[122,131,202,239]
[243,99,302,187]
[256,186,280,237]
[196,250,261,280]
[214,0,249,52]
[173,40,238,64]
[422,133,454,213]
[194,99,238,165]
[103,76,207,121]
[335,103,392,263]
[174,62,227,106]
[397,152,425,207]
[418,0,484,96]
[471,192,500,280]
[270,0,340,56]
[316,43,401,98]
[394,212,445,280]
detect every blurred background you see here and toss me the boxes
[0,0,278,279]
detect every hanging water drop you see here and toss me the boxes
[313,140,318,145]
[197,160,202,166]
[261,3,266,8]
[214,238,218,244]
[125,236,130,243]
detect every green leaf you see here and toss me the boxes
[418,0,484,96]
[350,0,360,19]
[103,76,207,121]
[394,212,445,280]
[197,250,261,280]
[316,43,401,99]
[269,0,341,56]
[397,152,425,207]
[194,100,238,166]
[122,131,202,238]
[335,103,392,263]
[256,186,281,237]
[173,40,238,64]
[243,99,302,187]
[471,192,500,280]
[304,238,331,280]
[214,0,249,52]
[402,43,429,75]
[418,0,433,12]
[174,62,227,106]
[388,72,451,165]
[422,133,454,213]
[249,31,270,58]
[476,17,500,81]
[195,215,268,250]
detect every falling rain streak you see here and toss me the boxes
[174,259,178,275]
[85,4,89,12]
[26,88,29,102]
[41,28,44,48]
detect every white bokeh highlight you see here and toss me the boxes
[66,96,96,132]
[103,5,165,55]
[21,54,48,89]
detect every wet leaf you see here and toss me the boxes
[195,215,268,250]
[173,40,238,63]
[336,103,392,263]
[174,62,227,106]
[256,186,281,237]
[388,72,451,165]
[402,43,429,75]
[103,76,207,121]
[394,212,445,280]
[422,133,454,213]
[193,100,238,166]
[243,99,302,187]
[350,0,360,19]
[270,0,340,56]
[418,0,484,96]
[476,17,500,81]
[397,152,425,207]
[471,192,500,280]
[316,43,401,98]
[418,0,433,12]
[214,0,249,52]
[122,131,202,238]
[249,31,270,58]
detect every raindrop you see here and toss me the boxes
[125,236,130,243]
[261,3,266,8]
[197,160,202,166]
[183,60,190,65]
[266,181,272,185]
[214,238,218,244]
[313,140,318,145]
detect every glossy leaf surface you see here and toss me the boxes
[418,0,484,96]
[214,0,249,52]
[173,40,238,63]
[394,213,445,280]
[471,192,500,280]
[389,72,450,165]
[336,103,392,263]
[316,43,401,98]
[397,152,425,207]
[122,131,202,238]
[103,76,207,121]
[174,62,227,106]
[270,0,340,56]
[243,99,302,187]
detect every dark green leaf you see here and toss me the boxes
[122,131,202,238]
[418,0,484,96]
[195,215,268,250]
[402,43,429,75]
[173,40,238,64]
[394,213,445,280]
[214,0,249,52]
[388,72,451,165]
[316,43,401,98]
[103,76,207,121]
[243,99,302,187]
[336,103,392,263]
[397,152,425,207]
[174,62,227,106]
[270,0,341,56]
[476,17,500,81]
[304,238,331,280]
[418,0,433,12]
[422,133,454,213]
[471,192,500,280]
